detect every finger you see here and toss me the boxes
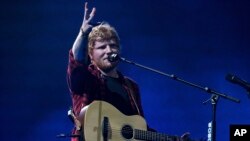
[87,7,96,22]
[83,2,88,21]
[84,2,88,10]
[89,7,96,18]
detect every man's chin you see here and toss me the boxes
[102,63,118,72]
[96,61,118,72]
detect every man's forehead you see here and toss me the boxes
[95,38,117,45]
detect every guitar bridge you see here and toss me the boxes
[102,116,111,141]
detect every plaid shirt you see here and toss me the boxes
[67,50,144,117]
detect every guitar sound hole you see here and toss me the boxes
[121,125,133,139]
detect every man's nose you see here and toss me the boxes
[105,45,112,53]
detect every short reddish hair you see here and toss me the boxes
[88,23,120,54]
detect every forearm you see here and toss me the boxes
[72,1,96,62]
[72,30,89,62]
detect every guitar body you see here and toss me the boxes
[82,100,147,141]
[79,101,197,141]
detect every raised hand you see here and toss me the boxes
[80,2,96,33]
[72,2,96,61]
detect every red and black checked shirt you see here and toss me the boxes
[67,50,145,117]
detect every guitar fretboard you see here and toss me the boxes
[134,129,179,141]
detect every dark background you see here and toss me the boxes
[1,0,250,141]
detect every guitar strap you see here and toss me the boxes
[124,78,142,116]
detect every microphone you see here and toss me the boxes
[226,74,250,92]
[108,53,120,62]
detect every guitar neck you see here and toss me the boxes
[134,129,180,141]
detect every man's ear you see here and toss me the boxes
[88,53,93,60]
[88,48,92,58]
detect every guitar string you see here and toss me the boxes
[106,129,171,141]
[108,129,176,141]
[89,125,174,137]
[85,125,178,140]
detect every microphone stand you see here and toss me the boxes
[119,57,240,141]
[202,95,219,141]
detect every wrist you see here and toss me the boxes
[80,28,85,34]
[79,29,88,37]
[80,26,92,36]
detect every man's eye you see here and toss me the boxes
[96,44,118,50]
[96,46,106,49]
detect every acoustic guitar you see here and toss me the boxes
[78,100,199,141]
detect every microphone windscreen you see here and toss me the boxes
[108,53,119,62]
